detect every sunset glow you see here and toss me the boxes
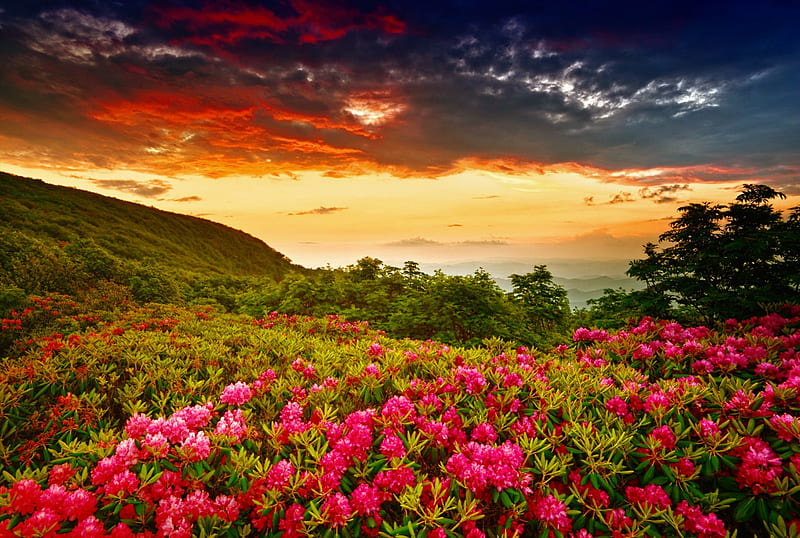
[1,1,798,273]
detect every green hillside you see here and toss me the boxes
[0,172,301,279]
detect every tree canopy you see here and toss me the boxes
[628,184,800,320]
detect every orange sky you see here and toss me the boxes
[1,2,799,274]
[5,160,793,273]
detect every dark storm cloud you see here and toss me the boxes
[0,0,798,184]
[639,184,692,203]
[585,184,693,205]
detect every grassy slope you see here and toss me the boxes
[0,172,304,279]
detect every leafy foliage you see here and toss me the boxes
[2,174,800,536]
[628,185,800,321]
[0,172,303,292]
[1,296,799,537]
[240,259,571,347]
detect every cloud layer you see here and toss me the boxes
[0,1,798,192]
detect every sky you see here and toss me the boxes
[1,1,799,275]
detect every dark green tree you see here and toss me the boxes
[628,184,799,320]
[508,265,570,333]
[581,287,670,329]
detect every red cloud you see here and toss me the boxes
[289,0,405,44]
[151,1,405,48]
[86,89,368,177]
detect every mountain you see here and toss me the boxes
[418,259,634,280]
[419,260,643,309]
[0,172,303,280]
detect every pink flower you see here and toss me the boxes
[724,389,770,417]
[90,456,127,487]
[455,366,487,394]
[698,419,720,440]
[381,395,416,425]
[445,441,529,494]
[692,359,715,374]
[769,413,800,442]
[115,439,142,467]
[252,368,276,393]
[379,432,407,460]
[625,484,671,509]
[676,501,726,538]
[671,457,697,479]
[278,503,306,537]
[633,343,655,360]
[290,358,317,379]
[124,413,152,438]
[734,437,783,494]
[38,484,68,515]
[373,466,416,493]
[220,381,253,406]
[266,460,295,490]
[649,425,676,451]
[605,396,628,417]
[181,431,211,461]
[350,484,386,516]
[755,362,780,378]
[144,470,186,503]
[323,376,339,389]
[644,392,670,413]
[172,404,213,430]
[503,372,523,387]
[17,508,61,536]
[470,422,498,443]
[48,463,77,486]
[64,488,97,520]
[143,432,170,457]
[10,479,41,514]
[573,327,610,342]
[215,409,248,442]
[321,492,352,528]
[531,494,572,533]
[109,523,135,538]
[214,495,240,521]
[160,416,191,444]
[105,471,140,496]
[64,516,104,538]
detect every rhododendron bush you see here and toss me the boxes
[1,301,799,537]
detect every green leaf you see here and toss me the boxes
[734,497,755,522]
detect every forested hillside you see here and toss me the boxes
[0,172,301,280]
[0,173,307,307]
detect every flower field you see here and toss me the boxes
[1,298,799,537]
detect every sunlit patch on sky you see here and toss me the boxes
[344,91,406,127]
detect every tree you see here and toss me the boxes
[508,265,570,333]
[628,184,799,320]
[387,269,513,345]
[347,257,385,281]
[582,287,670,329]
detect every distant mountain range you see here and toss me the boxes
[1,172,643,308]
[420,261,644,309]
